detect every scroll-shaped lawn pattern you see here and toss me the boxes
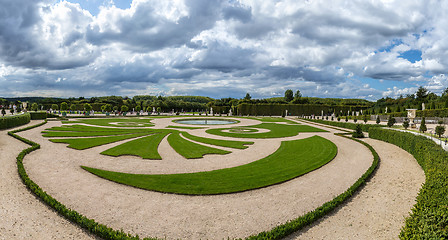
[82,136,337,195]
[43,125,252,160]
[61,118,155,127]
[206,122,327,138]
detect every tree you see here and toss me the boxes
[31,103,38,111]
[284,89,294,102]
[113,106,118,111]
[70,104,76,111]
[415,86,428,102]
[121,105,128,112]
[420,117,427,133]
[1,108,5,116]
[135,105,141,112]
[353,116,357,123]
[295,90,302,99]
[84,103,92,112]
[387,116,396,127]
[51,104,58,110]
[403,118,410,130]
[244,93,251,100]
[60,102,68,111]
[352,124,364,138]
[363,114,368,123]
[337,117,341,121]
[376,116,380,124]
[345,116,348,122]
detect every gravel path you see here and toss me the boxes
[285,136,425,239]
[0,118,425,239]
[0,121,94,240]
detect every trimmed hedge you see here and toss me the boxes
[244,134,379,239]
[0,112,30,130]
[8,121,157,240]
[304,118,384,132]
[368,128,448,239]
[30,111,47,120]
[237,103,367,116]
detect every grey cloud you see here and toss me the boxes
[223,5,252,23]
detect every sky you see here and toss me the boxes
[0,0,447,100]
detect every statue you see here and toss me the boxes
[210,107,213,115]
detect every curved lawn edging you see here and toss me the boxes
[369,128,447,239]
[1,112,31,130]
[8,121,157,240]
[243,134,379,240]
[9,120,379,240]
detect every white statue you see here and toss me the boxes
[210,107,213,115]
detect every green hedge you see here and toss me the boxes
[8,121,156,240]
[30,111,47,120]
[368,128,448,239]
[244,134,379,239]
[0,112,30,130]
[237,103,367,116]
[304,118,384,132]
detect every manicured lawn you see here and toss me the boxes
[42,125,154,137]
[206,122,326,138]
[165,125,206,129]
[49,133,150,150]
[61,118,154,127]
[101,132,169,159]
[82,135,337,195]
[244,117,300,124]
[181,132,253,149]
[167,132,230,159]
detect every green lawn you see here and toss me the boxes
[165,125,206,129]
[244,117,300,124]
[101,132,169,159]
[206,122,326,138]
[42,125,154,137]
[82,135,337,195]
[49,133,150,150]
[181,132,253,149]
[167,132,230,159]
[61,118,154,127]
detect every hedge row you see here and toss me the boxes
[8,121,157,240]
[304,118,384,132]
[29,111,47,120]
[0,112,30,130]
[244,134,379,240]
[368,128,448,239]
[382,108,448,118]
[237,103,367,116]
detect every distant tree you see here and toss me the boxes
[1,108,5,116]
[387,116,396,127]
[284,89,294,102]
[244,93,251,100]
[403,118,410,130]
[113,106,118,111]
[60,102,68,111]
[396,105,401,112]
[353,116,357,123]
[337,117,341,121]
[376,116,380,124]
[416,86,428,102]
[156,107,161,113]
[84,103,92,112]
[135,105,141,112]
[445,98,448,108]
[295,90,302,99]
[345,116,348,122]
[51,104,58,110]
[363,114,368,123]
[70,104,76,111]
[10,108,14,115]
[420,117,427,133]
[31,103,38,111]
[104,104,112,112]
[121,105,128,112]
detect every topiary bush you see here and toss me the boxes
[352,124,364,138]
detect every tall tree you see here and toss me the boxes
[244,93,251,100]
[284,89,294,102]
[415,86,428,102]
[295,90,302,99]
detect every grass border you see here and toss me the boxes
[9,119,379,240]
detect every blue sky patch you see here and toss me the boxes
[399,50,422,63]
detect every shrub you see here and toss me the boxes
[435,125,445,138]
[84,103,92,112]
[403,118,410,130]
[60,102,68,111]
[376,116,380,124]
[121,105,128,112]
[387,116,396,127]
[353,116,357,123]
[1,108,5,116]
[420,117,427,133]
[31,103,38,111]
[352,124,364,138]
[135,105,141,112]
[51,104,58,110]
[345,116,348,122]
